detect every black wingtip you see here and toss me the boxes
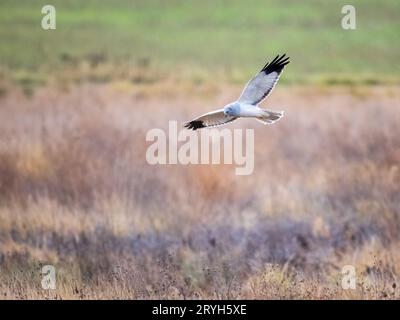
[261,54,290,74]
[184,120,206,130]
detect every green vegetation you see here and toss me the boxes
[0,0,399,84]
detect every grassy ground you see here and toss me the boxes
[0,1,400,300]
[0,0,399,86]
[0,83,399,299]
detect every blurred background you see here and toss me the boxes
[0,0,399,299]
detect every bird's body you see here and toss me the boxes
[185,54,290,130]
[223,102,276,118]
[225,102,257,117]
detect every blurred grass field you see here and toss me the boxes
[0,1,400,300]
[1,83,399,299]
[0,0,399,87]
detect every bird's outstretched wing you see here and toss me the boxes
[238,54,290,105]
[184,109,237,130]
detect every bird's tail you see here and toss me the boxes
[256,109,284,125]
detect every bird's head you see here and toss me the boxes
[224,103,238,116]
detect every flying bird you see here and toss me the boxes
[185,54,290,130]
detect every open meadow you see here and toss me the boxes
[1,83,399,299]
[0,0,399,299]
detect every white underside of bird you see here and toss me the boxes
[226,103,284,124]
[185,54,289,130]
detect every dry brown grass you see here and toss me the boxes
[0,82,399,299]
